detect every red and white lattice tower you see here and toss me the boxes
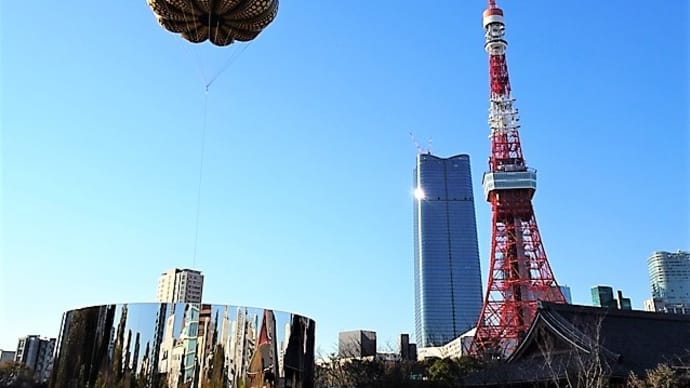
[470,0,566,357]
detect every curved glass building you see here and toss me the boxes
[49,303,315,388]
[413,153,483,347]
[647,250,690,314]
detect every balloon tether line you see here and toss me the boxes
[191,88,209,268]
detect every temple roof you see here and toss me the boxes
[464,302,690,386]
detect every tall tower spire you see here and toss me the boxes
[471,0,566,357]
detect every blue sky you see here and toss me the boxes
[1,1,688,352]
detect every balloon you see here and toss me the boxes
[147,0,279,46]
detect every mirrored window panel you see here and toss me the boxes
[49,303,315,388]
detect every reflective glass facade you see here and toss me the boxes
[49,303,315,388]
[591,285,616,308]
[413,153,483,347]
[649,251,690,306]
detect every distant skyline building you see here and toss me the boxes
[559,285,572,304]
[591,286,616,308]
[0,350,15,365]
[645,250,690,314]
[14,335,56,383]
[617,290,632,310]
[338,330,376,358]
[591,285,632,310]
[398,334,417,361]
[156,268,204,303]
[413,153,483,347]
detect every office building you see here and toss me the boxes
[413,153,483,347]
[338,330,376,358]
[617,290,632,310]
[645,250,690,314]
[559,285,572,304]
[591,285,632,310]
[591,285,616,308]
[157,268,204,303]
[14,335,56,382]
[398,333,417,361]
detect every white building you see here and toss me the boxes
[158,311,177,373]
[14,335,56,383]
[278,321,291,378]
[645,250,690,314]
[224,308,257,386]
[157,268,204,303]
[417,327,476,360]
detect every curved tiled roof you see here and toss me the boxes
[464,302,690,386]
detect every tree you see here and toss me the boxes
[627,363,684,388]
[646,364,677,388]
[425,356,481,387]
[314,343,485,388]
[0,362,41,388]
[427,358,458,387]
[537,314,613,388]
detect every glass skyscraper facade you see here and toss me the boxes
[413,153,483,347]
[591,285,616,308]
[559,285,573,304]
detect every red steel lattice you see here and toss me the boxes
[471,0,566,358]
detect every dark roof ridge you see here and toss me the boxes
[508,305,620,362]
[539,301,690,322]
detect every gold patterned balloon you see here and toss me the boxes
[147,0,279,46]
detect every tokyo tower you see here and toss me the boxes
[471,0,566,357]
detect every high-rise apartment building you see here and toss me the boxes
[645,250,690,314]
[14,335,56,383]
[157,268,204,303]
[413,153,483,347]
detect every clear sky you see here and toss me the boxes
[1,1,688,352]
